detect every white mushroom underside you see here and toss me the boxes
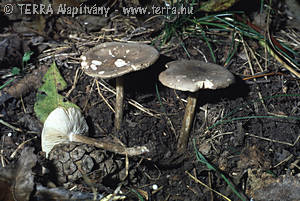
[166,78,215,92]
[42,107,89,157]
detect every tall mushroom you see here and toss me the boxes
[159,60,235,152]
[81,42,159,131]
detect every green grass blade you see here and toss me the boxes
[193,140,247,201]
[210,115,300,129]
[208,94,300,130]
[130,189,144,201]
[0,78,15,90]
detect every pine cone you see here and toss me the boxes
[48,142,127,186]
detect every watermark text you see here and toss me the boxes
[3,3,110,17]
[122,5,193,16]
[2,3,193,17]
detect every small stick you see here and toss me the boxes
[259,39,300,78]
[0,149,8,167]
[83,78,96,111]
[0,119,22,132]
[65,68,80,98]
[97,80,161,118]
[241,36,268,112]
[20,96,27,113]
[10,136,38,158]
[243,72,284,80]
[95,79,115,113]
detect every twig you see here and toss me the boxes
[20,96,27,113]
[259,40,300,78]
[38,53,79,62]
[240,35,268,112]
[76,161,98,200]
[10,136,38,158]
[210,131,300,147]
[245,132,300,147]
[95,78,115,113]
[0,119,22,132]
[273,154,293,168]
[0,149,9,167]
[193,46,208,62]
[242,72,284,80]
[208,171,214,201]
[65,67,80,98]
[83,78,96,111]
[97,80,161,118]
[186,171,231,201]
[290,159,300,170]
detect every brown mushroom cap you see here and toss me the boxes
[81,42,160,79]
[159,60,235,92]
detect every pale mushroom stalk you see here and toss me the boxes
[69,133,148,156]
[115,77,124,131]
[177,92,198,152]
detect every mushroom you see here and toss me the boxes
[158,60,235,152]
[81,42,159,131]
[42,107,149,158]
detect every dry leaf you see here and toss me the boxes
[5,65,48,98]
[0,147,37,201]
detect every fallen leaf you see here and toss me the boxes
[0,147,37,201]
[34,61,78,122]
[5,65,48,98]
[248,170,300,201]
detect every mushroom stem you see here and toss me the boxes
[115,76,124,131]
[177,92,198,152]
[70,134,149,156]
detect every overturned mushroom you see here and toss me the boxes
[41,107,149,158]
[81,42,159,130]
[159,60,235,152]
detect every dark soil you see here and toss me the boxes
[0,1,300,201]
